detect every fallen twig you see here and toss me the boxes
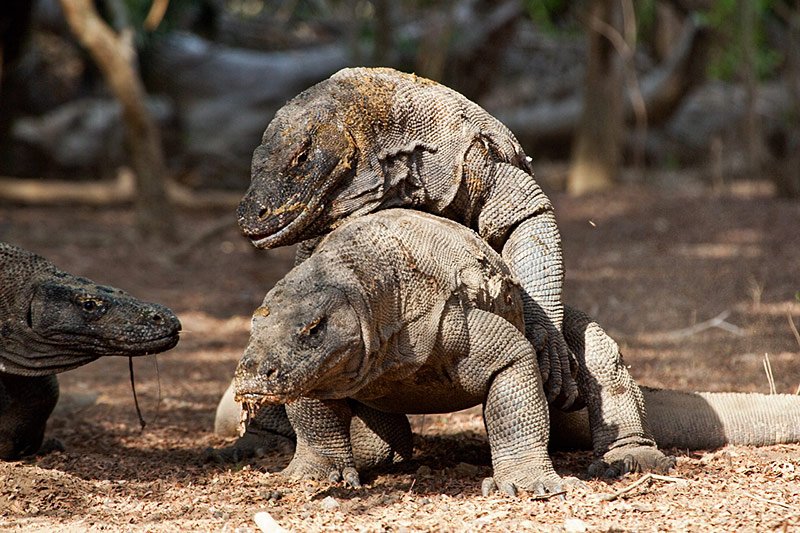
[600,473,687,501]
[763,353,777,395]
[530,490,567,500]
[742,491,794,510]
[0,172,241,209]
[788,313,800,349]
[662,311,745,340]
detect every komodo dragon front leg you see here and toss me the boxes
[502,212,573,406]
[0,374,60,458]
[457,309,563,496]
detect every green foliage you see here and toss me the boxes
[701,0,783,81]
[635,0,658,40]
[523,0,571,31]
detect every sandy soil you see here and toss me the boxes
[1,181,798,531]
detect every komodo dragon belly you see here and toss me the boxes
[353,359,487,415]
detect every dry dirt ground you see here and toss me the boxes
[1,181,799,532]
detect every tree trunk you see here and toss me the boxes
[567,0,626,195]
[59,0,174,239]
[738,0,762,179]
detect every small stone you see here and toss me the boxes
[320,496,340,510]
[631,502,655,512]
[254,510,288,533]
[564,517,588,533]
[416,465,432,477]
[452,462,480,477]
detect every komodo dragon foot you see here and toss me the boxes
[281,446,362,488]
[481,468,566,498]
[589,445,676,478]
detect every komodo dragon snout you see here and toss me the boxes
[234,283,365,405]
[238,99,357,249]
[28,279,180,357]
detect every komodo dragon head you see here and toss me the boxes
[233,265,369,411]
[237,82,359,249]
[238,68,414,249]
[0,243,181,376]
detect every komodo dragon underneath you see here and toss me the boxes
[232,210,800,494]
[226,66,664,470]
[0,242,181,459]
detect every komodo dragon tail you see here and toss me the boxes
[551,387,800,450]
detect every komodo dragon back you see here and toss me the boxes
[234,65,577,429]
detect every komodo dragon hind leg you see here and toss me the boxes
[561,306,676,477]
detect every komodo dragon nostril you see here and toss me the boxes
[265,368,277,379]
[258,206,270,219]
[151,313,162,323]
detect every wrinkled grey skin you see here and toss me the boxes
[233,210,670,495]
[0,242,181,459]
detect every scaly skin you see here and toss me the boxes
[232,210,665,494]
[0,242,181,459]
[236,67,575,406]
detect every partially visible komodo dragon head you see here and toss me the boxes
[0,241,181,459]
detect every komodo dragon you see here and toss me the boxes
[227,66,664,470]
[0,242,181,459]
[232,210,800,494]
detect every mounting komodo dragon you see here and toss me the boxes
[0,242,181,459]
[232,210,800,495]
[225,66,665,471]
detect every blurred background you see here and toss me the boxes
[1,0,798,237]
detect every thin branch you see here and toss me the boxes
[588,1,648,170]
[600,473,687,501]
[763,353,777,395]
[663,311,746,340]
[144,0,170,31]
[742,491,794,510]
[531,490,567,500]
[788,313,800,348]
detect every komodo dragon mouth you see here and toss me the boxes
[243,201,319,249]
[113,331,181,356]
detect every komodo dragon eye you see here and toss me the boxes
[293,150,308,166]
[290,140,312,168]
[76,296,105,316]
[299,316,326,337]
